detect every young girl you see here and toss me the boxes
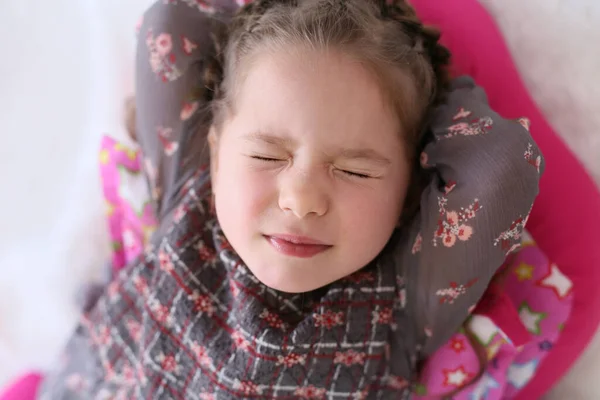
[39,0,542,398]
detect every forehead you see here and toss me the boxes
[228,47,403,153]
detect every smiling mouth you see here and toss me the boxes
[264,234,332,258]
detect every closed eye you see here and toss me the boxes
[341,170,373,179]
[251,155,285,162]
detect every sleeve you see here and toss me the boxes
[134,0,237,226]
[398,76,543,356]
[37,255,155,399]
[72,0,241,319]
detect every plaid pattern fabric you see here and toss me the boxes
[39,172,414,399]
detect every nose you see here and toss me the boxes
[278,168,329,219]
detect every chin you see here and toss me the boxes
[248,263,332,294]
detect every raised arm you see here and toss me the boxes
[395,76,543,356]
[134,0,236,223]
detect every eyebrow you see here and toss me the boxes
[339,148,392,166]
[243,132,295,147]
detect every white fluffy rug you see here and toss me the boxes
[0,0,598,398]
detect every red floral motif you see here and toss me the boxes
[231,330,250,351]
[277,353,307,368]
[444,180,457,194]
[149,299,174,326]
[436,279,479,304]
[524,143,542,173]
[189,291,215,315]
[158,248,174,272]
[181,0,216,13]
[157,353,179,373]
[132,275,149,295]
[234,380,263,395]
[372,308,393,325]
[197,241,216,262]
[126,319,142,342]
[444,117,493,139]
[452,107,472,121]
[191,342,213,366]
[157,126,179,156]
[180,101,199,120]
[517,117,531,131]
[334,349,366,366]
[259,309,287,330]
[154,33,172,55]
[95,325,111,346]
[146,30,181,82]
[433,196,481,248]
[494,211,530,255]
[120,364,136,385]
[412,232,422,254]
[173,203,188,223]
[181,36,198,56]
[294,386,327,399]
[229,280,241,298]
[313,310,345,329]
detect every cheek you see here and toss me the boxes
[214,155,276,227]
[337,179,407,246]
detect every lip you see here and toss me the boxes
[264,234,332,258]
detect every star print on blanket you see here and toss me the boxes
[414,233,573,399]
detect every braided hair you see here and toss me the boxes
[202,0,450,129]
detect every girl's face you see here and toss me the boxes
[211,48,410,293]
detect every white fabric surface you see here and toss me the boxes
[0,0,153,387]
[0,0,598,397]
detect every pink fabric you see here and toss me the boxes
[0,373,43,400]
[411,0,600,397]
[474,282,532,348]
[99,136,157,274]
[415,239,573,399]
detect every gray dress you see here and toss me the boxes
[38,1,543,399]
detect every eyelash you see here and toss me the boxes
[251,156,373,179]
[341,170,372,179]
[251,155,284,162]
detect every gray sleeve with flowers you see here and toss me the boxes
[392,76,543,356]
